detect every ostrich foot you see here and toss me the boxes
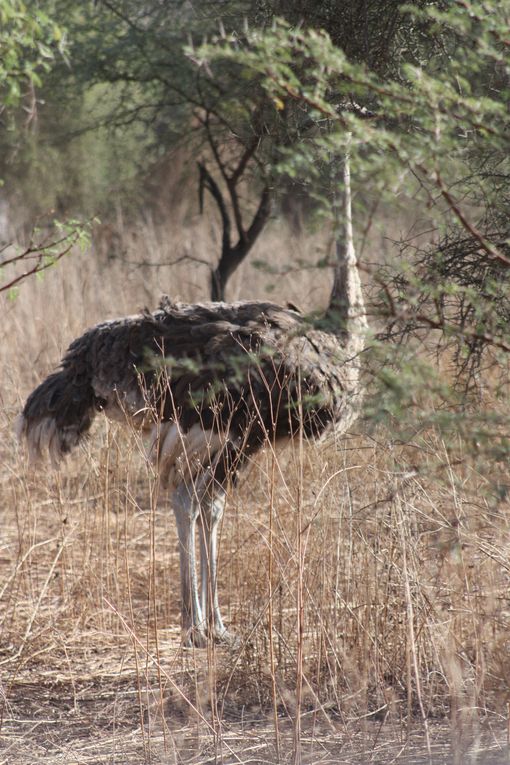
[182,621,239,649]
[210,626,240,648]
[182,625,208,648]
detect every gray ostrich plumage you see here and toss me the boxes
[17,154,367,646]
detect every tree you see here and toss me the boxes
[0,1,92,295]
[1,0,456,299]
[194,3,510,464]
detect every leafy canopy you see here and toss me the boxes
[0,0,65,108]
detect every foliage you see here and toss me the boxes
[0,0,65,110]
[2,0,510,379]
[0,217,94,293]
[260,0,451,78]
[0,2,92,294]
[198,2,510,387]
[0,0,457,291]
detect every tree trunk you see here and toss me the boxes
[198,162,272,301]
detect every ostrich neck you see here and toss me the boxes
[326,150,367,360]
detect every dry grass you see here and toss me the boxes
[1,210,510,764]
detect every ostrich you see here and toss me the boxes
[17,153,367,647]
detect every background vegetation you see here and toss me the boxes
[1,1,510,763]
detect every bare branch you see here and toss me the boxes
[434,168,510,268]
[198,161,232,254]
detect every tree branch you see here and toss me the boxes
[198,161,232,256]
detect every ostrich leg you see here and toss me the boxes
[172,483,207,647]
[198,491,232,642]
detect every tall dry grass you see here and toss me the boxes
[1,209,509,764]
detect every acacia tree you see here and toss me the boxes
[1,0,454,300]
[6,0,281,299]
[197,2,510,454]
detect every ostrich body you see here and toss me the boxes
[17,156,366,646]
